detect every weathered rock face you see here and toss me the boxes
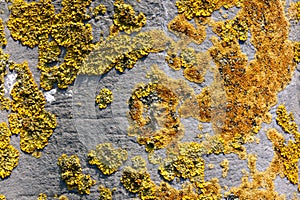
[0,0,300,199]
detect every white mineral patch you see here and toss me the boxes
[4,71,17,94]
[44,88,56,103]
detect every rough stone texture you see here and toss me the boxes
[0,0,299,199]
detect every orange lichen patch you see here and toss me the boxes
[159,142,205,181]
[88,143,128,175]
[294,42,300,63]
[229,153,285,200]
[98,185,114,200]
[0,122,19,179]
[0,19,6,47]
[112,0,146,34]
[179,87,212,122]
[213,15,249,43]
[57,154,96,195]
[9,62,56,154]
[0,50,11,111]
[121,156,221,199]
[95,88,113,109]
[128,82,183,151]
[276,105,298,134]
[220,158,229,178]
[81,30,168,75]
[168,14,206,44]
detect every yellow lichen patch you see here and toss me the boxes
[112,0,146,34]
[7,0,94,90]
[0,122,19,179]
[92,4,106,17]
[81,30,166,75]
[121,156,221,199]
[168,14,206,44]
[37,193,47,200]
[0,49,11,111]
[98,185,114,200]
[213,15,249,43]
[276,105,298,134]
[58,195,69,200]
[220,158,229,178]
[0,18,6,47]
[159,142,205,181]
[9,62,56,154]
[88,143,128,175]
[95,88,113,109]
[294,42,300,63]
[0,195,5,200]
[175,0,220,20]
[57,154,96,195]
[7,0,55,48]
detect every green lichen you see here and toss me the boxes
[95,88,113,109]
[88,143,128,175]
[57,154,96,195]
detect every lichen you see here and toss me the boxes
[294,42,300,63]
[0,49,11,111]
[37,193,47,200]
[98,185,114,200]
[57,154,96,195]
[88,143,128,175]
[0,122,19,179]
[112,0,146,34]
[92,4,106,17]
[9,62,56,154]
[95,88,113,109]
[276,105,298,134]
[220,158,229,178]
[0,195,5,200]
[0,19,7,47]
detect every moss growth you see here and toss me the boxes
[112,0,146,34]
[88,143,128,175]
[57,154,96,195]
[9,62,56,154]
[95,88,113,109]
[0,122,19,179]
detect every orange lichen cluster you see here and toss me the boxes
[88,143,128,175]
[111,0,146,34]
[168,14,206,44]
[57,154,96,195]
[228,154,285,199]
[0,122,19,179]
[208,0,295,146]
[7,0,94,90]
[128,82,183,152]
[9,62,56,154]
[166,48,210,84]
[266,106,300,190]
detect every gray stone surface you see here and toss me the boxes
[0,0,299,199]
